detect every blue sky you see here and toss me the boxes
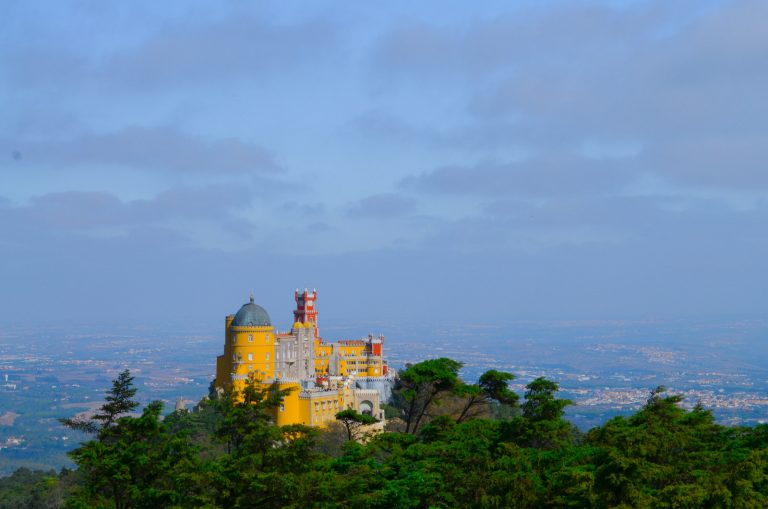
[1,0,766,327]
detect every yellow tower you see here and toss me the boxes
[215,294,276,393]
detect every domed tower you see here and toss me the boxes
[215,294,276,393]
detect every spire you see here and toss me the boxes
[249,292,254,304]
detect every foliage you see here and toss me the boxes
[8,358,768,508]
[479,369,519,407]
[60,369,139,435]
[66,400,201,509]
[335,408,379,441]
[454,369,519,424]
[502,377,575,449]
[0,467,78,509]
[393,357,463,433]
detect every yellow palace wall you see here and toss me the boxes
[215,298,387,430]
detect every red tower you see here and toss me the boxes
[294,288,318,332]
[371,335,384,356]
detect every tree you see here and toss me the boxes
[215,375,292,457]
[500,377,574,450]
[587,387,738,507]
[522,377,570,422]
[454,384,486,424]
[67,400,202,509]
[394,358,463,433]
[60,369,139,435]
[0,468,68,509]
[208,377,324,508]
[93,369,140,430]
[479,370,518,407]
[335,408,378,441]
[454,370,519,424]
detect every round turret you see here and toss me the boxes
[231,295,272,327]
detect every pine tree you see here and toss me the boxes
[60,368,139,435]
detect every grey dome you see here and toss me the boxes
[231,296,271,327]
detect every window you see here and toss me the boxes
[321,401,326,410]
[266,334,270,343]
[265,364,269,370]
[280,404,285,412]
[266,353,270,360]
[248,364,253,371]
[247,353,253,361]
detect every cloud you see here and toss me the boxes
[370,3,672,79]
[1,44,90,89]
[345,193,417,218]
[415,193,768,258]
[100,14,338,89]
[8,125,279,175]
[0,185,253,233]
[370,1,768,190]
[400,155,636,198]
[649,135,768,189]
[2,1,768,323]
[279,201,326,216]
[349,110,534,153]
[1,8,339,91]
[305,221,333,233]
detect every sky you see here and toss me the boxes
[1,0,766,327]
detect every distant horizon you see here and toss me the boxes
[2,311,765,336]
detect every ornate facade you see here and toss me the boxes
[214,289,392,427]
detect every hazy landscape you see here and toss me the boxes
[2,1,768,506]
[3,317,767,475]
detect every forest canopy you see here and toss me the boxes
[3,359,768,508]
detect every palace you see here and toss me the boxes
[214,289,393,427]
